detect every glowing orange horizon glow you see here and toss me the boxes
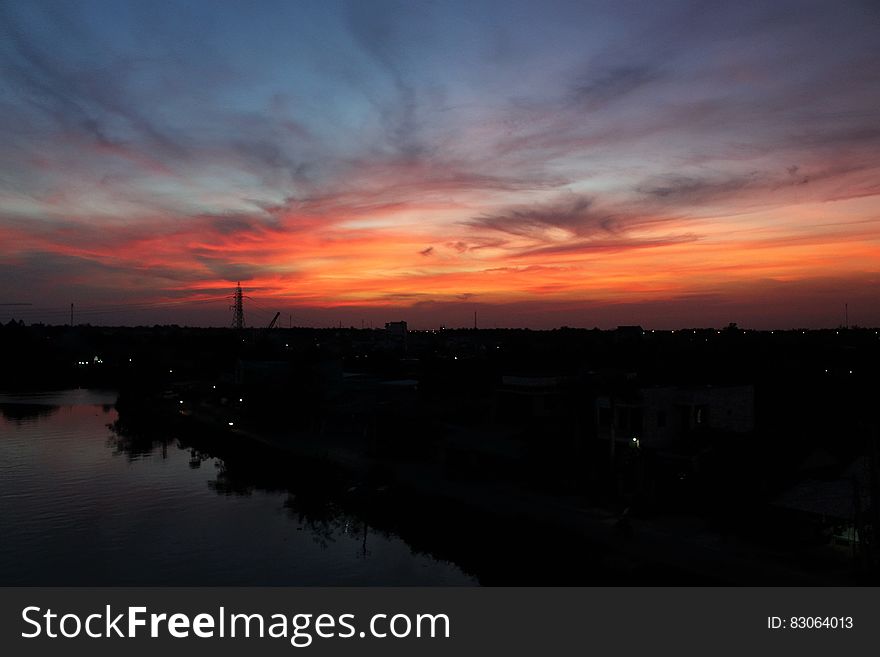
[4,189,878,323]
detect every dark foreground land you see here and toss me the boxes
[3,320,880,584]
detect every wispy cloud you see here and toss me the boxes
[2,0,880,326]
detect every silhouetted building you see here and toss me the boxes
[613,325,644,344]
[496,375,576,421]
[383,321,408,353]
[385,321,407,337]
[772,456,873,548]
[596,384,755,448]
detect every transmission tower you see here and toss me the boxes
[230,282,244,329]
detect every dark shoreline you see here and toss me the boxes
[114,391,854,586]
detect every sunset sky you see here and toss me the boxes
[1,0,879,328]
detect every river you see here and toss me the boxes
[0,389,475,585]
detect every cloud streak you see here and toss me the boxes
[1,0,880,326]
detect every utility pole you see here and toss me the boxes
[230,283,244,329]
[70,303,74,326]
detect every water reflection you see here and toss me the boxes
[108,406,613,585]
[0,403,59,424]
[2,388,636,585]
[0,389,476,585]
[0,389,116,424]
[109,408,394,560]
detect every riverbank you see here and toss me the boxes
[171,397,856,585]
[1,389,476,585]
